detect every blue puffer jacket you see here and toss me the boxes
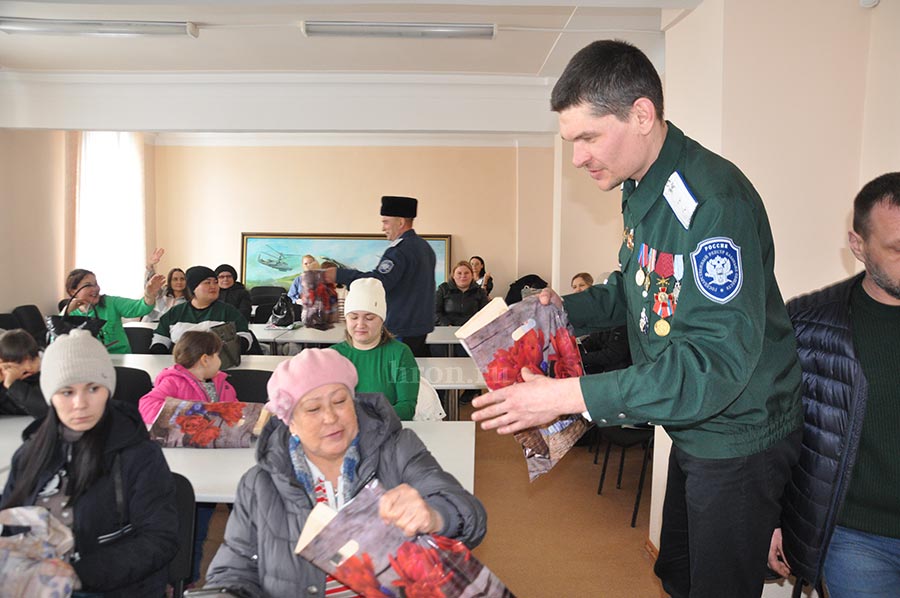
[779,273,868,587]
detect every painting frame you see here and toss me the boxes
[241,232,452,290]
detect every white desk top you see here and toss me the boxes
[0,416,474,503]
[109,354,486,391]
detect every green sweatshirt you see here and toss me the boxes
[333,340,419,421]
[70,295,153,354]
[564,122,802,459]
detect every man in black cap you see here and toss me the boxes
[150,265,253,354]
[329,196,436,356]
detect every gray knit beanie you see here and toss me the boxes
[40,329,116,402]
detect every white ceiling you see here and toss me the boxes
[0,1,697,76]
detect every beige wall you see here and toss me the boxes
[514,146,554,286]
[0,129,67,316]
[860,0,900,185]
[153,144,523,293]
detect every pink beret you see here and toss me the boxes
[265,348,359,424]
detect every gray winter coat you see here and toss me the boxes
[204,392,487,598]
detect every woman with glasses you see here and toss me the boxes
[64,268,165,354]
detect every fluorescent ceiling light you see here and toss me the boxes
[302,21,495,40]
[0,17,199,38]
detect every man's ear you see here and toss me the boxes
[848,229,866,264]
[632,98,657,134]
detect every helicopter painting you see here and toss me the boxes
[257,246,300,272]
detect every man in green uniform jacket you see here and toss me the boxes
[472,40,802,598]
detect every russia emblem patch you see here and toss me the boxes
[690,237,743,304]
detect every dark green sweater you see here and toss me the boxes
[838,282,900,538]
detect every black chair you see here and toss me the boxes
[168,473,196,598]
[225,369,272,403]
[251,302,275,324]
[124,326,154,354]
[249,285,287,305]
[0,312,20,331]
[596,425,654,527]
[113,366,153,407]
[12,304,48,347]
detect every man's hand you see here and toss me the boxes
[470,368,585,434]
[538,287,564,309]
[767,528,791,578]
[379,483,443,537]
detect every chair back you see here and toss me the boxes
[225,369,272,403]
[413,377,446,421]
[249,285,287,305]
[113,366,154,407]
[12,304,48,347]
[124,326,154,354]
[0,312,20,332]
[251,302,275,324]
[168,473,196,598]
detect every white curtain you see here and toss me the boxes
[75,132,146,297]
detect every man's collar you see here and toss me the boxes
[622,121,685,225]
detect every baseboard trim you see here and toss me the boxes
[645,538,659,561]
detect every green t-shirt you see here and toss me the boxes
[333,340,419,420]
[70,295,153,354]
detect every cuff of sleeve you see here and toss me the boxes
[426,494,462,538]
[579,371,628,426]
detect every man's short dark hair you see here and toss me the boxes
[0,329,41,363]
[853,172,900,237]
[551,39,664,122]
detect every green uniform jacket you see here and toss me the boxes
[333,339,419,421]
[564,122,802,459]
[70,295,153,354]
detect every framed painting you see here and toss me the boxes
[241,232,452,289]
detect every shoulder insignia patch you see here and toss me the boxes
[377,260,395,274]
[690,237,742,304]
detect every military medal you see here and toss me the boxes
[672,254,684,301]
[623,227,635,251]
[636,244,649,288]
[654,319,671,337]
[653,283,675,318]
[635,268,646,287]
[639,307,649,334]
[643,248,657,297]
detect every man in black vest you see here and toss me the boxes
[768,172,900,597]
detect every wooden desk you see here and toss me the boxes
[0,417,474,502]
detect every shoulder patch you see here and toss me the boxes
[377,259,395,274]
[690,237,742,304]
[663,171,698,230]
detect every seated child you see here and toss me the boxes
[0,329,48,418]
[139,330,238,425]
[139,329,238,584]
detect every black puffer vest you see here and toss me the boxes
[780,273,868,587]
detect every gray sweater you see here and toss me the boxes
[205,392,487,598]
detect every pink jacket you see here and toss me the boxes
[139,364,239,424]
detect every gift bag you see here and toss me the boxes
[267,293,295,327]
[299,270,338,330]
[0,506,78,598]
[47,296,106,345]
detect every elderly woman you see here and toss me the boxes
[0,330,178,597]
[333,278,419,420]
[204,348,486,598]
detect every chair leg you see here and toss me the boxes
[593,433,603,464]
[631,437,654,528]
[616,445,627,489]
[597,442,613,494]
[173,580,184,598]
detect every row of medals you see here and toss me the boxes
[623,227,680,338]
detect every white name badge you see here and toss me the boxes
[663,171,698,230]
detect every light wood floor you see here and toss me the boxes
[201,405,664,597]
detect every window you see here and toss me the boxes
[75,132,145,297]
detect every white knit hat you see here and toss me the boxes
[40,329,116,402]
[344,278,387,320]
